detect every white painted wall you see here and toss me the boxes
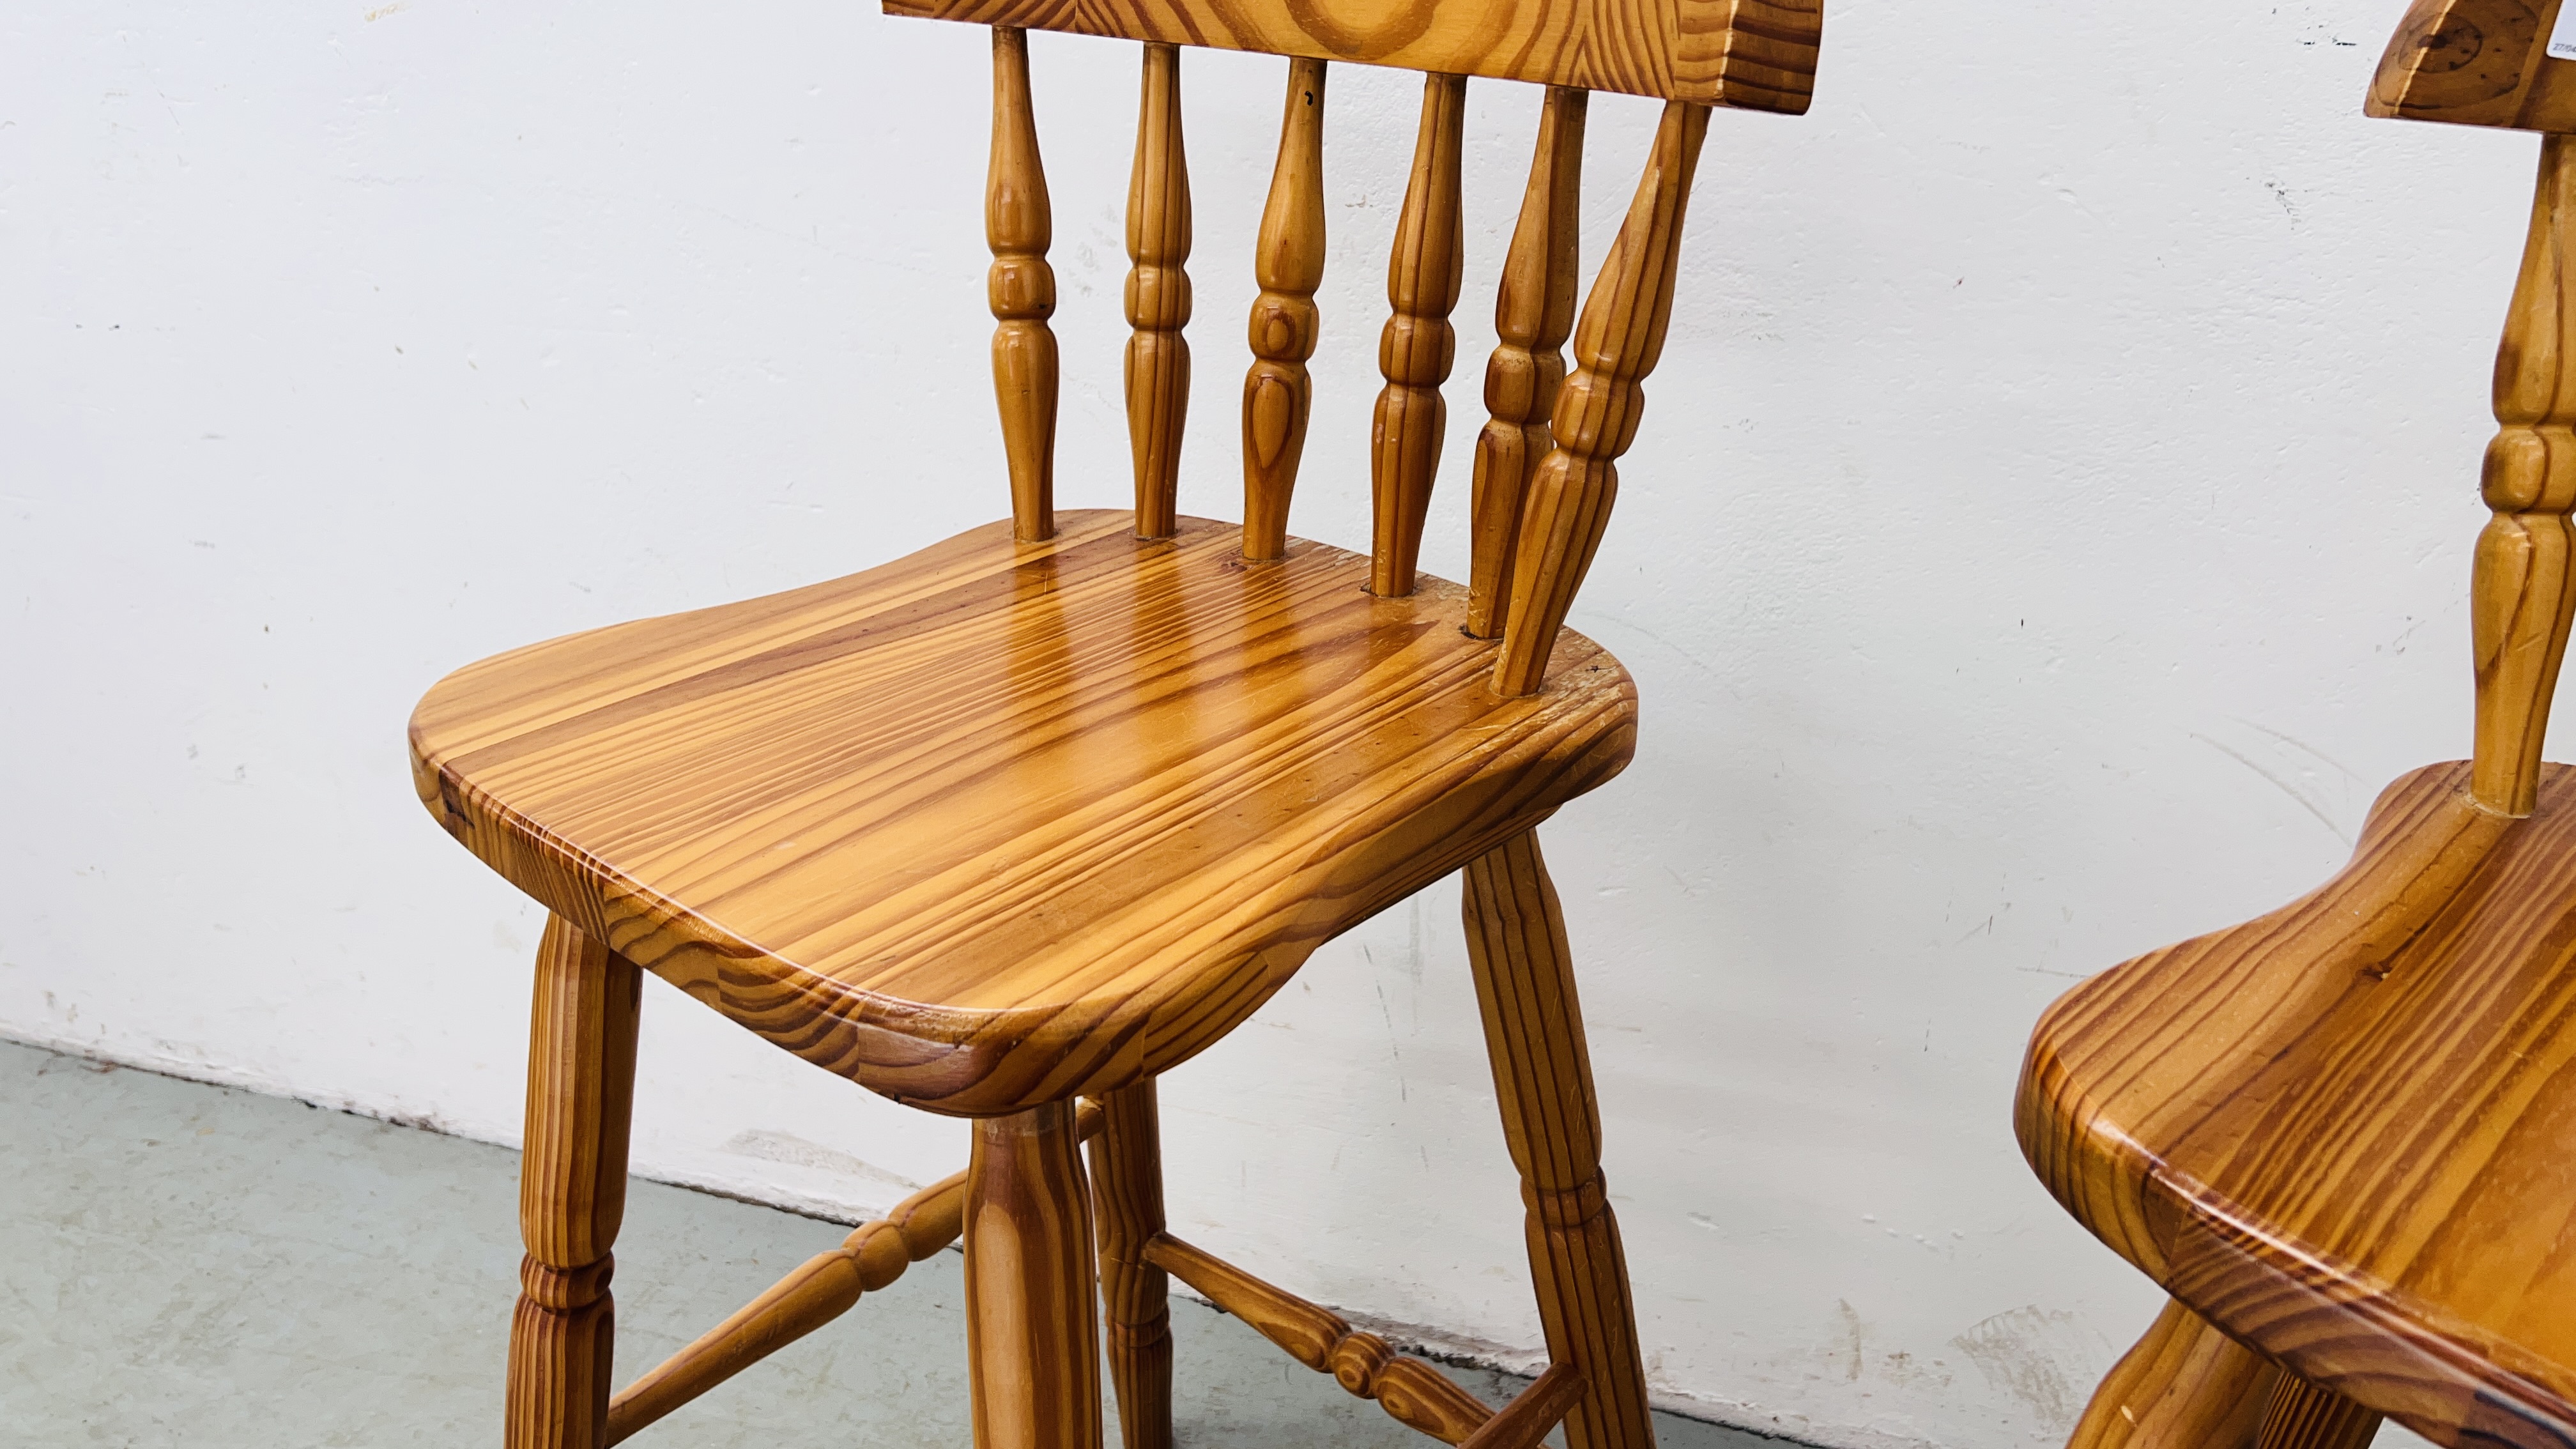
[0,1,2526,1444]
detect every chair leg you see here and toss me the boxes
[2254,1377,2382,1449]
[1461,829,1657,1449]
[1089,1082,1174,1449]
[507,916,643,1449]
[2067,1298,2280,1449]
[967,1101,1104,1449]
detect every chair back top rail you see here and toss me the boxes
[888,0,1822,112]
[2371,0,2576,134]
[2375,0,2576,815]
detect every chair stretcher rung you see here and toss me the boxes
[1142,1231,1502,1443]
[604,1101,1103,1443]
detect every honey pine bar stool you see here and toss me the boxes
[2016,5,2576,1449]
[405,1,1826,1444]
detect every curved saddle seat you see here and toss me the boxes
[410,511,1636,1117]
[2019,762,2576,1449]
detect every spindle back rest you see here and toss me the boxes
[891,0,1825,696]
[2372,0,2576,815]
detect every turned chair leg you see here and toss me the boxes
[2067,1298,2281,1449]
[507,916,643,1449]
[967,1101,1105,1449]
[2066,1298,2382,1449]
[2254,1377,2382,1449]
[1462,829,1657,1449]
[1089,1082,1174,1449]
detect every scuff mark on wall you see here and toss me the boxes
[1950,1305,2108,1437]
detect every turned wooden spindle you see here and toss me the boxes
[1089,1083,1174,1449]
[604,1101,1107,1443]
[607,1170,967,1443]
[1461,832,1656,1449]
[508,916,643,1449]
[967,1101,1103,1449]
[989,26,1059,543]
[1494,102,1709,696]
[1468,87,1588,638]
[1126,43,1193,542]
[2472,132,2576,815]
[1241,57,1328,562]
[1369,72,1469,596]
[2064,1299,2282,1449]
[1143,1234,1499,1443]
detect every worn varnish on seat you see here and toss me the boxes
[411,512,1633,1116]
[2018,5,2576,1449]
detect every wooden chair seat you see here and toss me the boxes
[410,510,1636,1117]
[2018,761,2576,1449]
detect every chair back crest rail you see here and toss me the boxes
[898,0,1822,693]
[2375,0,2576,815]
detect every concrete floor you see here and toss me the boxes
[0,1039,1778,1448]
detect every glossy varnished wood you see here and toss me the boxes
[2368,0,2576,134]
[2066,1300,2280,1449]
[1144,1233,1500,1442]
[603,1102,1096,1443]
[2255,1380,2383,1449]
[989,27,1059,542]
[2025,91,2576,1449]
[509,916,643,1449]
[410,512,1636,1117]
[2019,763,2576,1449]
[1370,71,1468,597]
[1125,44,1192,541]
[1496,100,1708,696]
[1089,1082,1173,1449]
[1469,86,1588,639]
[1243,59,1328,561]
[1462,831,1656,1449]
[967,1102,1102,1448]
[882,0,1823,113]
[2475,132,2576,813]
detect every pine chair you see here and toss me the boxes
[404,1,1826,1445]
[2016,6,2576,1449]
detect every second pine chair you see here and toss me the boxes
[2019,4,2576,1449]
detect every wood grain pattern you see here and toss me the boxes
[410,512,1636,1118]
[1495,100,1708,696]
[880,0,1823,114]
[2024,103,2576,1449]
[2018,762,2576,1449]
[990,26,1059,542]
[967,1101,1102,1449]
[603,1101,1101,1442]
[1126,43,1193,542]
[1243,58,1328,562]
[2066,1300,2280,1449]
[509,916,643,1449]
[2366,0,2576,134]
[2255,1379,2383,1449]
[1089,1082,1173,1449]
[1461,831,1655,1449]
[1468,86,1588,639]
[1370,71,1469,597]
[1143,1233,1499,1443]
[2476,132,2576,813]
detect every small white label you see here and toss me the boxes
[2551,3,2576,61]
